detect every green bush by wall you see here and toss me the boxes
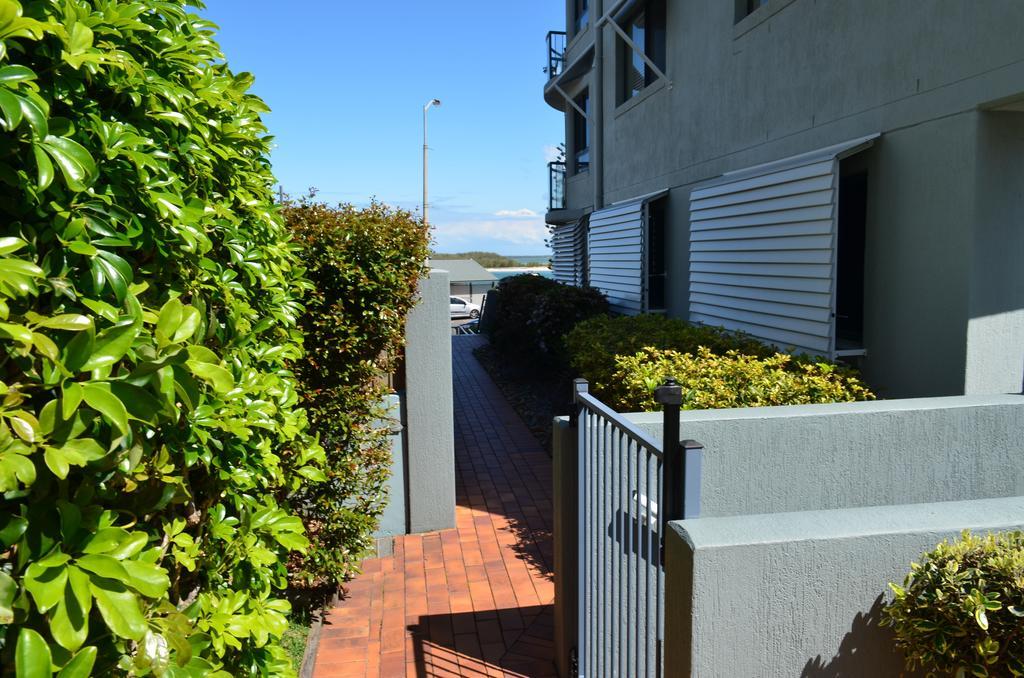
[284,198,429,586]
[884,531,1024,677]
[610,346,874,411]
[0,1,324,674]
[565,314,778,404]
[486,274,607,365]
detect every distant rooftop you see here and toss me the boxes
[429,259,497,283]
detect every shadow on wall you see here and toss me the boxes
[800,595,917,678]
[408,605,556,677]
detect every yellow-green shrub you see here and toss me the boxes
[565,314,778,402]
[609,346,874,411]
[883,531,1024,677]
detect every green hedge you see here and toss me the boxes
[564,314,777,404]
[884,531,1024,677]
[610,346,874,411]
[486,274,607,365]
[564,314,873,411]
[0,2,323,675]
[284,198,429,586]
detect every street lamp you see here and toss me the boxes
[423,98,441,226]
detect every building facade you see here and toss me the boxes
[544,0,1024,398]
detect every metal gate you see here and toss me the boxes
[574,378,703,678]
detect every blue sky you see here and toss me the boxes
[200,1,564,256]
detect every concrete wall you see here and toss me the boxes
[403,271,456,533]
[375,394,406,539]
[965,111,1024,395]
[554,0,1024,398]
[664,497,1024,677]
[627,394,1024,518]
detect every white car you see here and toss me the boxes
[450,296,480,319]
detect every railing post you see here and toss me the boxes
[572,377,588,678]
[571,378,588,424]
[655,378,682,560]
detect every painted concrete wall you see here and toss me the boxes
[404,271,456,533]
[965,111,1024,395]
[627,394,1024,518]
[553,0,1024,398]
[664,497,1024,677]
[374,394,406,539]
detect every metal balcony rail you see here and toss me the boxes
[545,31,567,80]
[549,161,566,211]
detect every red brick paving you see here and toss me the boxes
[313,336,556,677]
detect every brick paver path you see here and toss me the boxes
[313,336,556,677]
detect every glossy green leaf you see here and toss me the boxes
[18,95,48,139]
[16,627,52,678]
[0,570,16,623]
[90,578,147,641]
[0,64,36,84]
[80,320,139,370]
[24,561,68,613]
[62,382,83,420]
[0,236,27,255]
[185,359,233,393]
[40,135,95,191]
[123,559,171,598]
[32,143,54,190]
[0,87,23,130]
[81,383,129,435]
[56,646,97,678]
[38,314,92,331]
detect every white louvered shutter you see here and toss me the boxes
[688,135,878,357]
[551,222,576,284]
[588,198,646,314]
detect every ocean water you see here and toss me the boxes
[491,269,553,280]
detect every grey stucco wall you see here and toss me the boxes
[404,270,456,533]
[664,497,1024,677]
[374,394,406,538]
[558,0,1024,398]
[965,112,1024,395]
[627,394,1024,517]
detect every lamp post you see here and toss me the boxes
[423,98,441,225]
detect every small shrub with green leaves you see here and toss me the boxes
[0,1,325,674]
[883,531,1024,677]
[565,314,780,404]
[283,198,429,586]
[608,346,874,411]
[487,274,607,364]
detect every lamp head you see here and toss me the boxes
[425,98,441,111]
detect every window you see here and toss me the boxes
[574,0,589,34]
[736,0,768,22]
[618,0,666,104]
[573,91,590,174]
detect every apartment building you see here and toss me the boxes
[544,0,1024,398]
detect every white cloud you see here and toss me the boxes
[433,217,549,247]
[494,208,539,218]
[543,144,562,163]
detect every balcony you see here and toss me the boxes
[549,161,566,211]
[544,31,566,81]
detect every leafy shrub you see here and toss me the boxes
[608,347,874,411]
[0,1,323,674]
[284,198,429,586]
[565,314,778,403]
[487,274,607,364]
[883,531,1024,677]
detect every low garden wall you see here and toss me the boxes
[553,394,1024,677]
[665,497,1024,676]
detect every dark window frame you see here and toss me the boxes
[735,0,768,23]
[617,0,667,105]
[574,0,589,34]
[572,91,590,175]
[645,196,667,312]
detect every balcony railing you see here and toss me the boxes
[545,31,566,81]
[549,161,566,211]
